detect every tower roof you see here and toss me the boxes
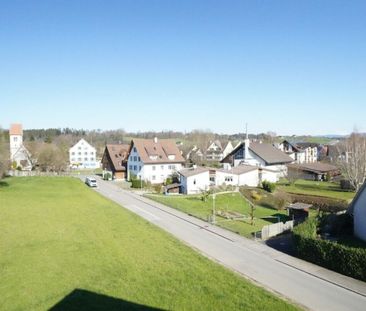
[9,124,23,136]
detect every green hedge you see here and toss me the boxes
[131,179,145,189]
[262,181,276,193]
[287,193,348,213]
[293,219,366,281]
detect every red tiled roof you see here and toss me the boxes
[9,124,23,136]
[132,138,185,164]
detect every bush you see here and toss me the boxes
[287,193,348,213]
[152,184,163,194]
[131,179,145,189]
[262,181,276,193]
[165,177,173,186]
[293,218,366,281]
[250,190,262,201]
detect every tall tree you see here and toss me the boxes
[337,133,366,191]
[0,128,10,178]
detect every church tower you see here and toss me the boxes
[9,123,23,161]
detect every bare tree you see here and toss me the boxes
[336,133,366,191]
[187,129,214,152]
[37,143,68,172]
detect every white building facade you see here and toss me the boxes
[350,183,366,242]
[127,138,185,184]
[179,167,210,194]
[69,139,98,169]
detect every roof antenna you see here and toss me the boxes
[245,123,248,140]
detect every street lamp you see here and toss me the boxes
[212,193,216,224]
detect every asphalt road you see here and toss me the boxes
[86,177,366,311]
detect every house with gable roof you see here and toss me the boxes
[101,144,130,180]
[221,136,293,180]
[278,140,318,164]
[69,138,98,169]
[127,137,185,184]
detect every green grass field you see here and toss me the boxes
[0,177,300,311]
[277,179,355,201]
[146,192,289,238]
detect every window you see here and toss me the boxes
[152,166,156,171]
[134,165,137,171]
[84,152,88,155]
[130,156,133,161]
[161,165,164,170]
[138,156,141,161]
[193,179,196,185]
[134,156,137,161]
[78,158,82,161]
[133,147,137,152]
[139,166,141,170]
[90,158,94,161]
[129,165,132,170]
[78,147,81,150]
[172,165,176,169]
[152,175,156,180]
[225,176,233,182]
[168,165,172,170]
[84,158,88,161]
[13,137,18,142]
[71,152,75,155]
[78,152,81,155]
[71,158,75,162]
[90,152,94,155]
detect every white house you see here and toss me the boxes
[221,136,293,179]
[349,182,366,242]
[178,164,279,194]
[278,140,318,164]
[206,140,224,161]
[127,137,185,184]
[69,139,98,169]
[186,145,204,161]
[179,166,210,194]
[9,123,32,170]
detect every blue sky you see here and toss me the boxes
[1,0,365,135]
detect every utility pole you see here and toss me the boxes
[212,193,216,224]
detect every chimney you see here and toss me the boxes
[244,123,250,159]
[154,137,158,143]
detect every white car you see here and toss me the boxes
[85,177,98,187]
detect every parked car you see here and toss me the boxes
[85,177,98,187]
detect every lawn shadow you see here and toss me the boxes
[261,213,289,224]
[0,181,9,188]
[265,233,295,256]
[49,289,166,311]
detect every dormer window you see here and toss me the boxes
[168,155,175,160]
[149,155,158,160]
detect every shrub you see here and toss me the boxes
[293,218,366,282]
[287,193,348,213]
[262,181,276,193]
[152,184,163,194]
[131,179,145,189]
[250,190,261,201]
[165,177,173,186]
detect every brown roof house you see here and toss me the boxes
[9,123,32,170]
[221,135,293,181]
[128,137,185,184]
[101,144,130,180]
[287,162,340,181]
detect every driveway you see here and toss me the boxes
[87,177,366,311]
